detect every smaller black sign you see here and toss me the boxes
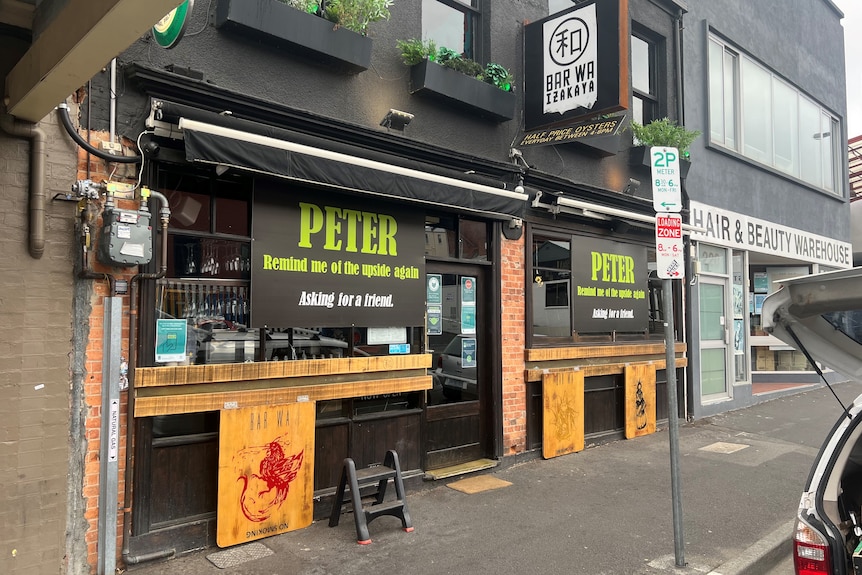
[571,238,649,333]
[518,116,624,148]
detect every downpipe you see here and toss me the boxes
[121,187,170,567]
[0,114,47,259]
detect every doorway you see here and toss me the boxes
[699,276,731,400]
[425,262,491,470]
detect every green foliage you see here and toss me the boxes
[630,118,701,157]
[397,42,513,92]
[396,38,436,66]
[481,63,513,92]
[277,0,320,13]
[321,0,393,35]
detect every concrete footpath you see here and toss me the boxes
[126,381,862,575]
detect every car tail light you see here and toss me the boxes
[793,517,832,575]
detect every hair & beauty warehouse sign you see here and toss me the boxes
[251,182,425,327]
[523,0,628,131]
[572,238,649,333]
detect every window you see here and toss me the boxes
[548,0,575,14]
[708,35,842,194]
[422,0,479,59]
[631,31,660,125]
[425,215,488,260]
[532,234,572,339]
[529,231,667,344]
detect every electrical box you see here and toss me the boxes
[98,206,153,267]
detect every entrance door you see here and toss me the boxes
[425,263,489,470]
[699,277,731,400]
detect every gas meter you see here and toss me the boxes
[98,206,153,267]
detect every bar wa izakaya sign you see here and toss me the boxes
[523,0,628,131]
[251,182,425,327]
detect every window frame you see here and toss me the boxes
[422,0,483,61]
[526,225,673,348]
[631,25,663,126]
[707,32,843,196]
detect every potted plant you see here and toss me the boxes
[216,0,393,73]
[627,118,701,178]
[397,38,516,122]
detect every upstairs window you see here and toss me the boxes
[422,0,480,59]
[708,34,842,194]
[631,30,661,125]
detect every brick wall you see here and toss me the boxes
[74,118,138,572]
[500,230,526,455]
[0,111,78,575]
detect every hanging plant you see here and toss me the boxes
[275,0,393,35]
[629,118,701,158]
[322,0,393,35]
[396,38,437,66]
[481,63,513,92]
[277,0,320,13]
[397,41,514,92]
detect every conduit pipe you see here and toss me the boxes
[122,187,171,567]
[57,103,141,164]
[1,114,47,259]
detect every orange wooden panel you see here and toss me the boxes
[217,402,315,547]
[542,370,585,459]
[625,363,657,439]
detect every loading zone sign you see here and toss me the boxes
[651,147,681,212]
[656,213,684,279]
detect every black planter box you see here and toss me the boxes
[628,145,691,179]
[215,0,372,74]
[409,59,516,122]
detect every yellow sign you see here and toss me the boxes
[625,364,656,439]
[217,403,315,547]
[542,371,585,459]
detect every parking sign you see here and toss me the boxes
[656,213,684,279]
[651,147,681,212]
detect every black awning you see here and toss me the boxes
[175,116,528,220]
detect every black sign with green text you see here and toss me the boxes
[251,182,425,327]
[571,238,649,333]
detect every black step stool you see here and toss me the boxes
[328,449,413,544]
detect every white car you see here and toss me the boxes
[762,267,862,575]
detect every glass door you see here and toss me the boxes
[425,263,488,470]
[699,277,731,400]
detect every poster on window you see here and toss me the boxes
[251,183,425,327]
[570,238,649,333]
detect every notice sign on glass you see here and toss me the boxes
[461,276,476,335]
[155,319,188,363]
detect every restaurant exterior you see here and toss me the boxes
[1,0,695,572]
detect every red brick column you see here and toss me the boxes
[500,229,526,455]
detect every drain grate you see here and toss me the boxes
[206,542,274,569]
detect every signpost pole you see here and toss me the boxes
[651,145,685,567]
[662,280,685,567]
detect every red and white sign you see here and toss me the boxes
[655,213,684,279]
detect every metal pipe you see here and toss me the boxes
[121,188,170,567]
[57,103,141,164]
[663,279,685,566]
[0,114,46,259]
[109,59,117,145]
